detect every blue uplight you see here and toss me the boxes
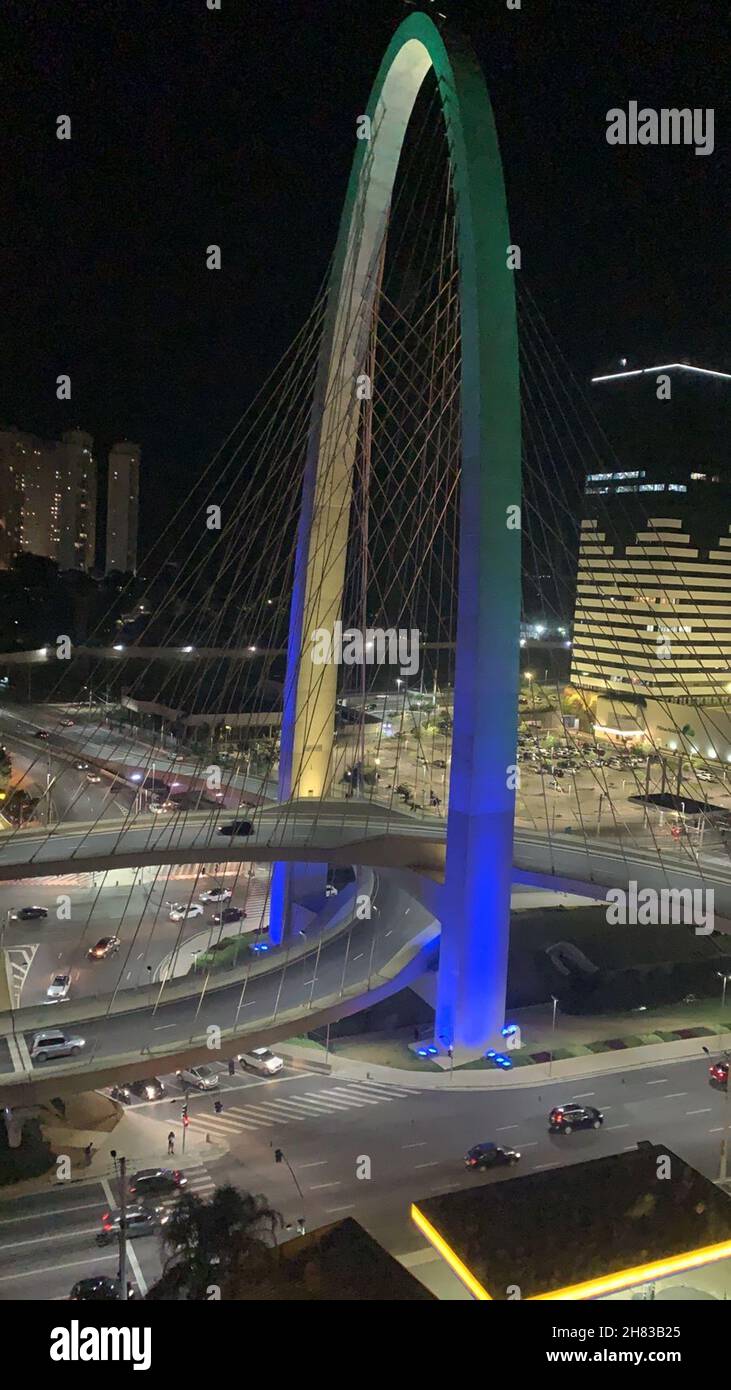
[416,1048,429,1057]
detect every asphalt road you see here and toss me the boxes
[2,1052,729,1300]
[2,864,272,1008]
[0,870,438,1080]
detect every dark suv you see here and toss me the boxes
[128,1168,187,1199]
[549,1104,603,1134]
[217,820,253,837]
[465,1141,521,1170]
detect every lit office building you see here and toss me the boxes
[569,363,731,754]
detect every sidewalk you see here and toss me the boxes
[0,1101,227,1200]
[279,995,731,1091]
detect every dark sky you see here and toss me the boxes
[3,0,727,553]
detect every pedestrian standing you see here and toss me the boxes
[167,1131,175,1156]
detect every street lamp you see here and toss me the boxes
[548,994,559,1077]
[718,972,731,1012]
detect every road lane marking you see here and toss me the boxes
[0,1200,101,1225]
[0,1225,98,1250]
[325,1204,355,1213]
[607,1124,629,1131]
[299,1161,328,1169]
[662,1093,687,1100]
[687,1108,712,1115]
[402,1141,427,1149]
[414,1161,439,1169]
[496,1124,519,1132]
[308,1182,341,1191]
[0,1253,118,1283]
[646,1079,668,1085]
[572,1092,595,1099]
[532,1162,560,1171]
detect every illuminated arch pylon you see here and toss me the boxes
[277,11,521,1053]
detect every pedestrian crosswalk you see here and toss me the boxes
[187,1079,421,1139]
[150,1162,216,1210]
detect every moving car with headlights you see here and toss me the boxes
[238,1047,284,1076]
[199,886,232,903]
[60,718,75,728]
[217,819,253,837]
[111,1076,166,1104]
[31,1030,85,1062]
[210,905,246,925]
[86,772,102,784]
[177,1064,220,1091]
[97,1206,166,1245]
[12,905,48,921]
[46,973,71,1002]
[88,935,121,960]
[464,1141,521,1170]
[548,1103,603,1133]
[709,1061,729,1090]
[169,903,204,921]
[34,729,49,739]
[128,1168,187,1199]
[69,1276,123,1301]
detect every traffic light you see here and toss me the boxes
[274,1148,283,1164]
[182,1104,189,1128]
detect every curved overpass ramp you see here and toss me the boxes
[0,869,439,1102]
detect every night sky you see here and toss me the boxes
[3,0,727,555]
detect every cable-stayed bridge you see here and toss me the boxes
[2,11,729,1089]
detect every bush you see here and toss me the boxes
[0,1116,54,1187]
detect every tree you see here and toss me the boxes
[146,1185,282,1300]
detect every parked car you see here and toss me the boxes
[217,820,254,837]
[199,887,232,904]
[128,1168,187,1199]
[30,1030,85,1062]
[210,906,246,925]
[548,1103,603,1134]
[69,1276,123,1301]
[177,1065,220,1091]
[464,1141,521,1170]
[238,1047,284,1076]
[12,905,48,921]
[59,718,75,728]
[46,973,71,1002]
[87,936,121,960]
[169,903,204,921]
[709,1061,729,1090]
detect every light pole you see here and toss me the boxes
[718,972,731,1013]
[110,1150,128,1300]
[548,995,559,1077]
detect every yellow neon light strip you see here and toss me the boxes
[410,1204,491,1300]
[411,1205,731,1302]
[531,1237,731,1300]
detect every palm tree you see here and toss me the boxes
[146,1185,282,1300]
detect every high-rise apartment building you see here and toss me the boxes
[105,441,140,575]
[0,426,96,570]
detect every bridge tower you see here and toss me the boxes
[275,11,521,1055]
